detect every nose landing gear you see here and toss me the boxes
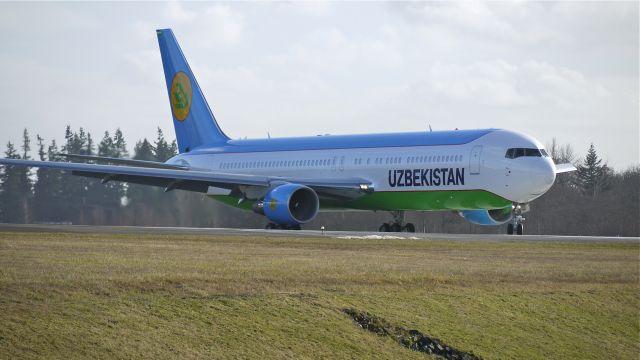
[378,211,416,233]
[507,204,527,235]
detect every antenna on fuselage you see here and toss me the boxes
[267,132,271,139]
[428,124,432,132]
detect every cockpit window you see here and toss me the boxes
[505,148,548,159]
[525,148,541,157]
[505,148,514,158]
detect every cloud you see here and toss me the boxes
[271,27,403,72]
[199,5,244,45]
[279,1,332,17]
[411,60,608,108]
[162,3,245,47]
[0,2,636,169]
[164,0,196,22]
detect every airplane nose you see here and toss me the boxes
[544,160,556,185]
[531,159,556,195]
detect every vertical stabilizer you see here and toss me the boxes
[157,29,229,153]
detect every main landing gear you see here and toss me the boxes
[378,211,416,233]
[506,204,526,235]
[265,222,301,230]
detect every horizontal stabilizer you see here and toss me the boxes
[555,163,577,174]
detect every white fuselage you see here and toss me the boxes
[168,129,556,208]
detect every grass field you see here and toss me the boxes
[0,231,637,359]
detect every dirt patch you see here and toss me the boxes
[344,308,481,359]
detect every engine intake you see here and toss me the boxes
[257,183,319,225]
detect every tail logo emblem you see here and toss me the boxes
[170,72,192,121]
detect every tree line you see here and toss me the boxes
[0,128,638,236]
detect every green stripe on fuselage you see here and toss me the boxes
[208,190,511,212]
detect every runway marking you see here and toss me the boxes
[337,235,420,240]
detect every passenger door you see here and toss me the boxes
[470,145,482,174]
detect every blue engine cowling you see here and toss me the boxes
[261,183,319,225]
[458,207,513,225]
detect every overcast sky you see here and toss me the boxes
[0,1,637,169]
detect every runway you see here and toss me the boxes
[0,223,637,243]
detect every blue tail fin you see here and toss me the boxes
[157,29,229,153]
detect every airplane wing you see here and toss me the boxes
[0,158,371,198]
[555,163,577,174]
[56,153,189,170]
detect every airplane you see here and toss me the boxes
[0,29,576,235]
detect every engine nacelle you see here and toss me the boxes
[458,207,513,225]
[258,183,319,225]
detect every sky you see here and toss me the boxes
[0,1,638,170]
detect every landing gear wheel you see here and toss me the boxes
[379,211,411,233]
[290,224,302,231]
[404,223,416,233]
[516,223,523,235]
[265,222,278,230]
[507,223,514,235]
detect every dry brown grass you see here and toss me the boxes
[0,231,637,359]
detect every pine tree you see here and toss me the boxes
[89,130,124,221]
[98,131,114,157]
[86,133,94,156]
[33,135,51,221]
[60,127,94,223]
[113,129,129,158]
[154,128,176,162]
[17,130,33,222]
[33,139,65,222]
[133,139,155,161]
[126,130,180,225]
[127,138,159,219]
[0,142,27,223]
[577,143,610,198]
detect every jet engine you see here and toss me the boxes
[255,183,320,225]
[458,207,513,225]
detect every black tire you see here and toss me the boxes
[379,223,391,232]
[390,223,402,232]
[290,224,302,230]
[507,223,514,235]
[265,222,277,230]
[404,223,416,233]
[516,223,523,235]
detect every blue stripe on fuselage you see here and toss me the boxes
[187,129,496,154]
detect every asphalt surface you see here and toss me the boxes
[0,223,637,243]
